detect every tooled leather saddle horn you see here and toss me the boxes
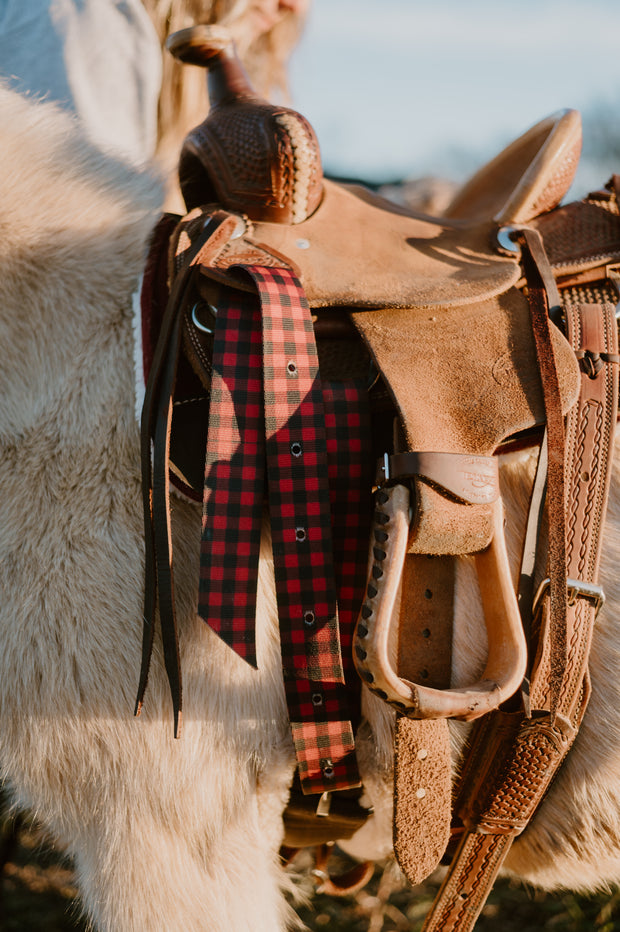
[167,24,323,222]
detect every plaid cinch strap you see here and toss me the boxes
[199,265,365,793]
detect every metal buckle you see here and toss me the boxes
[532,577,606,620]
[380,452,390,486]
[316,792,332,818]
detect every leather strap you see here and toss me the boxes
[136,211,240,735]
[517,228,567,713]
[394,717,452,884]
[421,299,618,932]
[393,557,454,883]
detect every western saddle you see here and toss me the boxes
[136,25,620,931]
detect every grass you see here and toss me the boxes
[2,814,620,931]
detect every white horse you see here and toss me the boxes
[1,84,620,932]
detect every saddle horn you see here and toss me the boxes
[167,25,323,223]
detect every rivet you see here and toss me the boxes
[424,589,433,600]
[295,527,307,542]
[312,693,323,706]
[416,788,427,799]
[421,669,429,679]
[291,442,302,457]
[295,238,310,249]
[287,361,298,376]
[422,628,431,639]
[581,471,590,482]
[303,611,315,626]
[417,748,428,761]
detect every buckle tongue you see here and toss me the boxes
[532,577,605,620]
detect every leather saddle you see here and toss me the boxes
[157,25,581,718]
[138,23,620,921]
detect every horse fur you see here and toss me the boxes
[1,84,620,930]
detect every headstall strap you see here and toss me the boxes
[421,268,619,930]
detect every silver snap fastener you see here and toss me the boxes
[291,442,302,457]
[322,761,335,779]
[287,361,298,376]
[312,693,323,706]
[295,527,307,542]
[303,611,315,626]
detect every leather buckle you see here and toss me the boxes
[532,577,606,620]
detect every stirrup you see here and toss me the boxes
[353,484,527,721]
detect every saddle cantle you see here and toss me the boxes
[137,23,620,929]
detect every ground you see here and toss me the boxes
[2,813,620,931]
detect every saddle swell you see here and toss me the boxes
[140,23,620,925]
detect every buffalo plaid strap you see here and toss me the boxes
[199,266,363,793]
[198,287,264,666]
[247,265,360,794]
[322,381,374,703]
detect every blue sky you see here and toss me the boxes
[290,0,620,195]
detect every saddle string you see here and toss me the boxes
[137,212,241,736]
[515,228,568,715]
[516,430,548,716]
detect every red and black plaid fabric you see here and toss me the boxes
[198,265,371,794]
[198,288,264,666]
[322,382,373,697]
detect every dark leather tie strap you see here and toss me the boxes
[136,212,241,735]
[517,227,567,714]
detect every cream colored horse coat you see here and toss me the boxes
[1,86,619,931]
